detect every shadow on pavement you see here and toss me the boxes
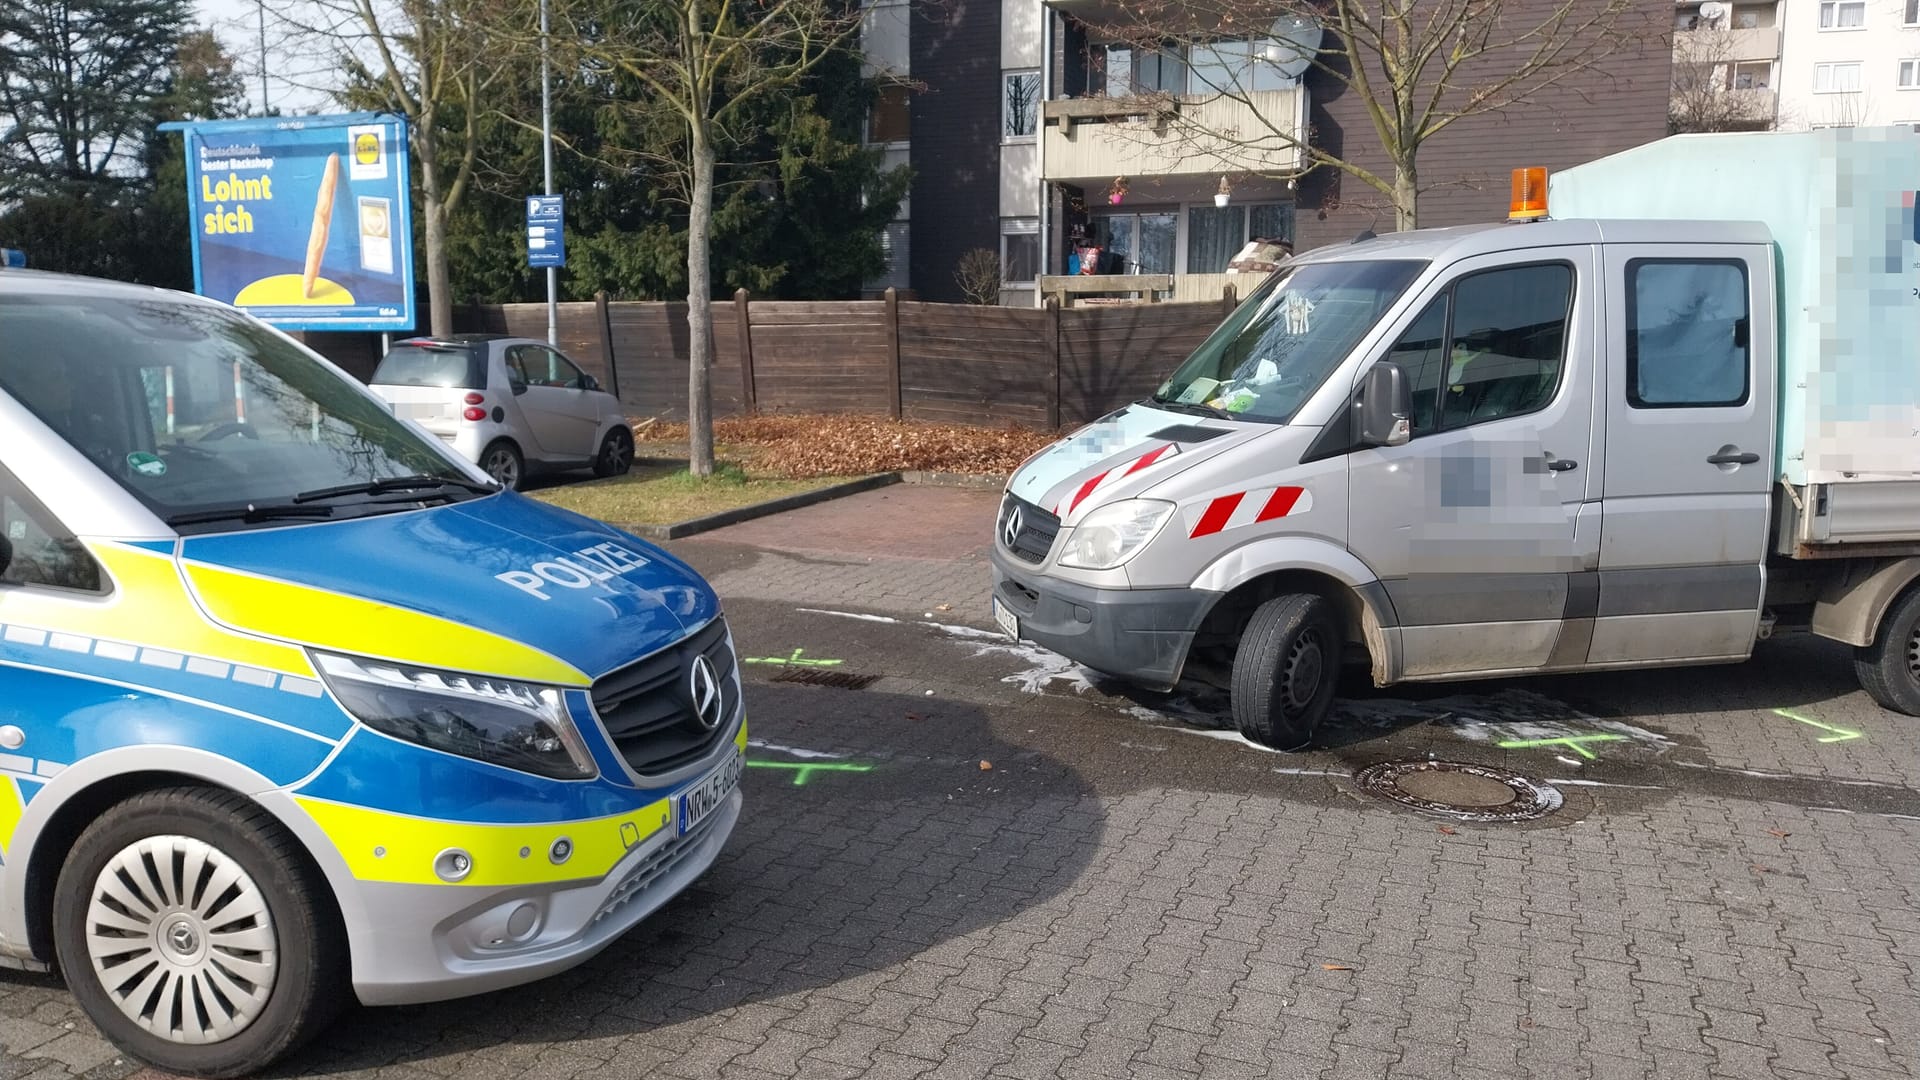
[274,684,1104,1075]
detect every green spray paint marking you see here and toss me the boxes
[1774,709,1863,743]
[743,649,844,668]
[1495,734,1629,760]
[746,760,874,786]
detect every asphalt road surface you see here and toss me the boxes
[3,492,1916,1080]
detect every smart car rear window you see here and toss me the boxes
[372,345,486,389]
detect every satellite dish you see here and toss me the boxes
[1697,2,1729,24]
[1262,15,1323,81]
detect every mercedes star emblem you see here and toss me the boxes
[688,655,724,731]
[1003,506,1025,549]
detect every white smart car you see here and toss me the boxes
[370,334,634,489]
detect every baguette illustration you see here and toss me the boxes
[303,153,341,298]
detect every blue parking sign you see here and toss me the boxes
[527,195,565,269]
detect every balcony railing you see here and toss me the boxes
[1042,87,1306,183]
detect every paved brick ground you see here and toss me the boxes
[4,487,1917,1080]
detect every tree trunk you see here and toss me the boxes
[1393,162,1418,232]
[417,128,454,336]
[685,126,717,478]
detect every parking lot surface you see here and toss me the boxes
[3,487,1916,1080]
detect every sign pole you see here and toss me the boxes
[540,0,558,347]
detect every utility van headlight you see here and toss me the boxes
[1058,499,1175,570]
[313,652,596,780]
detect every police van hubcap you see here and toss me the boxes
[85,836,278,1044]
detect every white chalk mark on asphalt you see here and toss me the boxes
[1544,778,1667,790]
[747,739,848,760]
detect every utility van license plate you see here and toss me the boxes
[678,750,742,835]
[992,596,1019,641]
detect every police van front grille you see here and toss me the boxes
[590,617,737,777]
[1000,496,1060,564]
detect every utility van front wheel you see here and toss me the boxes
[1855,586,1920,715]
[54,788,345,1079]
[1230,593,1341,750]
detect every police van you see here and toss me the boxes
[0,271,745,1075]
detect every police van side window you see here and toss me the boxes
[0,466,105,594]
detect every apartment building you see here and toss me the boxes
[1672,0,1920,131]
[1775,0,1920,128]
[866,0,1672,304]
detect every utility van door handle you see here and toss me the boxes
[1546,457,1578,472]
[1708,450,1760,465]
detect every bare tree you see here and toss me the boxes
[1669,26,1775,133]
[1099,0,1655,230]
[556,0,860,478]
[955,248,1002,305]
[276,0,518,336]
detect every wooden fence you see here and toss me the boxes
[363,288,1239,430]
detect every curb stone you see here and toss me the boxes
[622,470,1004,540]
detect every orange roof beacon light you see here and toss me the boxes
[1509,166,1549,221]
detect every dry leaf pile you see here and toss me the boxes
[633,414,1054,479]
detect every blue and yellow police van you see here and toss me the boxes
[0,271,745,1075]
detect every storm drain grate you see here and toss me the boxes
[1352,760,1563,822]
[771,669,881,690]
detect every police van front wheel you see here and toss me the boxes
[1231,593,1341,751]
[54,788,346,1079]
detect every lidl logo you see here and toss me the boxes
[354,132,380,166]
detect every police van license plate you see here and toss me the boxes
[678,750,742,835]
[992,596,1019,640]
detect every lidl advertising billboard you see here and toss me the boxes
[163,112,415,331]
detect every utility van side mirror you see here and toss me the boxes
[1357,362,1414,448]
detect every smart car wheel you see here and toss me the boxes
[54,788,345,1079]
[593,425,635,478]
[1230,593,1341,751]
[481,439,524,490]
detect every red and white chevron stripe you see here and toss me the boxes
[1054,443,1181,519]
[1187,485,1313,538]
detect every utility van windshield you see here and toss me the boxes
[0,294,486,532]
[1152,259,1426,423]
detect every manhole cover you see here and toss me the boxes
[771,668,880,690]
[1352,760,1563,822]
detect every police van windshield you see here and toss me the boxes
[0,293,488,533]
[1152,259,1426,423]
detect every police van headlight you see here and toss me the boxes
[1058,499,1175,570]
[312,652,597,780]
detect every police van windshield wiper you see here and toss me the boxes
[291,474,498,504]
[1146,394,1234,420]
[165,502,337,526]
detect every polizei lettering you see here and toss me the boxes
[494,543,652,600]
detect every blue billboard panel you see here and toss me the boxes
[163,113,415,331]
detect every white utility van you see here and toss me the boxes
[990,128,1920,749]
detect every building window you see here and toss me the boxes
[1731,62,1773,90]
[1813,62,1863,92]
[1907,0,1919,26]
[1103,44,1186,96]
[1819,1,1865,29]
[1187,39,1293,95]
[1902,60,1920,89]
[1003,71,1039,140]
[1187,205,1246,273]
[1001,219,1039,285]
[868,85,909,144]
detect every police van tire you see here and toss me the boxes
[1855,585,1920,716]
[1231,593,1341,751]
[53,787,346,1079]
[481,440,524,490]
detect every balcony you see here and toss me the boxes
[1042,87,1306,186]
[1673,25,1781,64]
